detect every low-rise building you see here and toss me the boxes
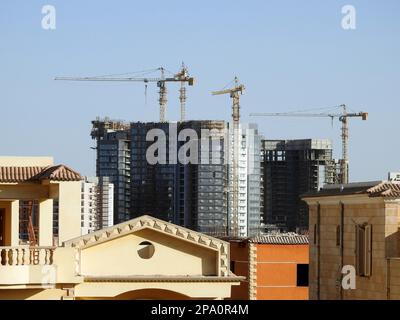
[0,156,241,300]
[229,234,309,300]
[303,181,400,300]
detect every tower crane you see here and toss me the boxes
[250,104,368,184]
[55,64,195,122]
[175,63,193,121]
[212,77,245,237]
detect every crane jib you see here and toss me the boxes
[55,64,195,122]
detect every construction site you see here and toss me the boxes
[253,105,368,232]
[3,1,398,305]
[54,64,369,237]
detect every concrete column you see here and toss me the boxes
[58,182,81,245]
[10,200,19,246]
[39,199,53,246]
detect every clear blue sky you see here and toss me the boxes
[0,0,399,181]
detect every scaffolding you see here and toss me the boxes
[91,117,130,141]
[19,201,39,245]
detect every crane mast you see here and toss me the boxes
[179,82,186,121]
[250,104,368,184]
[212,77,245,237]
[339,104,349,185]
[175,63,194,121]
[158,68,168,122]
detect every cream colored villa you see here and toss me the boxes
[303,181,400,300]
[0,156,241,300]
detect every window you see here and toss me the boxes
[313,224,317,245]
[137,241,155,259]
[356,224,372,277]
[336,225,341,246]
[296,264,309,287]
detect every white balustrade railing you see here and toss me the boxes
[0,246,55,266]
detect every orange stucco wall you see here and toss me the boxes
[256,244,309,300]
[229,241,309,300]
[256,244,309,264]
[257,287,309,300]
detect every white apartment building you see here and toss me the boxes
[99,176,114,228]
[227,123,262,237]
[81,177,114,235]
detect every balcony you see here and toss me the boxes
[0,246,55,266]
[0,246,82,286]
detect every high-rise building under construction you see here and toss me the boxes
[91,118,131,223]
[261,139,336,232]
[91,118,262,237]
[130,121,228,235]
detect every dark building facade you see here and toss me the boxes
[261,139,336,232]
[92,119,230,235]
[130,122,176,224]
[91,118,131,223]
[130,121,228,235]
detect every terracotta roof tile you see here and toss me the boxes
[249,234,309,245]
[302,181,400,199]
[367,182,400,198]
[34,165,82,182]
[0,165,82,183]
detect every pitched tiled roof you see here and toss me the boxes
[367,182,400,198]
[249,233,309,245]
[302,181,400,199]
[0,165,82,183]
[0,167,44,183]
[64,215,232,277]
[34,165,82,182]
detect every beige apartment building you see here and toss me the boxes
[0,156,241,300]
[303,181,400,300]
